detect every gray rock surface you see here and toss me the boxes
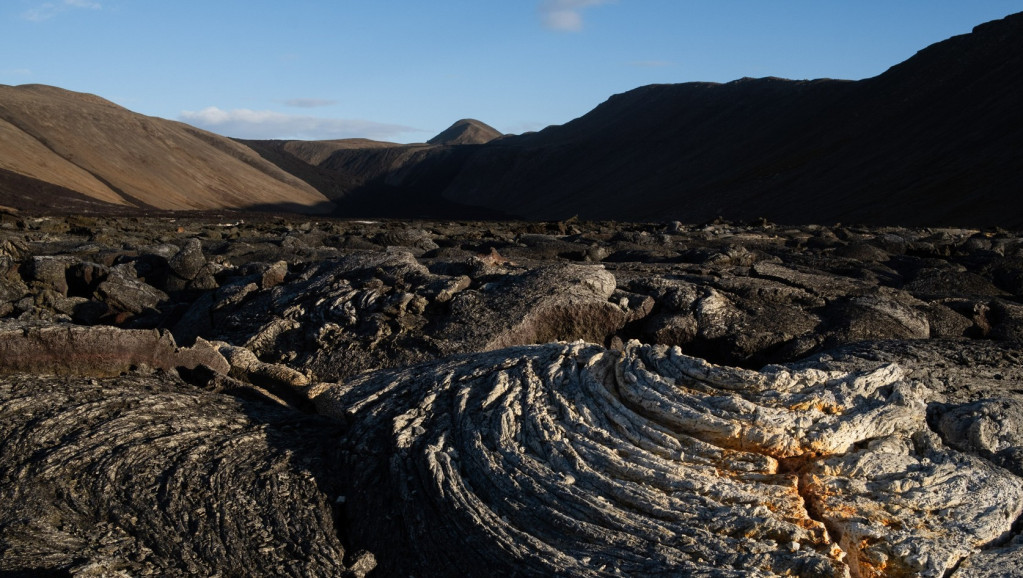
[316,341,1023,577]
[2,216,1023,576]
[0,372,365,577]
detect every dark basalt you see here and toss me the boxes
[1,215,1023,576]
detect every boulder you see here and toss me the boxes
[95,264,169,320]
[26,255,77,296]
[436,263,626,352]
[0,256,28,304]
[932,397,1023,475]
[168,238,207,281]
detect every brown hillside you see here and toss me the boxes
[0,84,332,213]
[427,119,502,146]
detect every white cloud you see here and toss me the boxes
[179,107,420,141]
[22,0,101,22]
[281,98,338,108]
[538,0,613,32]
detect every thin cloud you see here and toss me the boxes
[538,0,613,32]
[179,107,420,141]
[281,98,338,108]
[22,0,101,22]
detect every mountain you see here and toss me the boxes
[3,11,1021,225]
[0,84,332,214]
[427,119,503,146]
[439,11,1023,226]
[240,126,509,219]
[247,11,1023,227]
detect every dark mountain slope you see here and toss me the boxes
[433,11,1023,226]
[441,78,857,222]
[242,11,1021,226]
[242,132,510,219]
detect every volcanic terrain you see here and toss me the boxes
[1,10,1023,578]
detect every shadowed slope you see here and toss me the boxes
[241,11,1023,227]
[437,11,1023,226]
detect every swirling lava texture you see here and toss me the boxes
[321,341,1023,577]
[0,374,352,576]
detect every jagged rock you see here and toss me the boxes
[217,342,310,392]
[95,264,169,319]
[168,238,207,281]
[0,373,359,577]
[825,293,931,343]
[205,254,628,382]
[508,233,596,261]
[932,397,1023,476]
[435,263,625,352]
[803,429,1023,577]
[921,302,975,338]
[189,261,221,291]
[0,256,28,304]
[260,260,289,289]
[27,255,78,295]
[421,274,471,303]
[753,262,873,300]
[315,341,1022,577]
[643,311,698,346]
[0,238,28,260]
[952,536,1023,577]
[833,242,892,262]
[0,325,229,377]
[375,228,438,252]
[624,277,702,312]
[905,268,1009,300]
[208,250,442,380]
[4,216,1023,576]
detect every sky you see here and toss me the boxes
[3,1,1022,143]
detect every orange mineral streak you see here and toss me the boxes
[847,540,917,578]
[787,399,844,415]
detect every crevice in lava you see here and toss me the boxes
[777,456,853,577]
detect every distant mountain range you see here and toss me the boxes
[2,11,1021,226]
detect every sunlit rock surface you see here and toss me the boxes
[316,341,1023,577]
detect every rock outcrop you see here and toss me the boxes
[317,341,1022,577]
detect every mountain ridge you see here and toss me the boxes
[239,11,1023,226]
[1,11,1021,225]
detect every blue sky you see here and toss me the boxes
[3,1,1022,143]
